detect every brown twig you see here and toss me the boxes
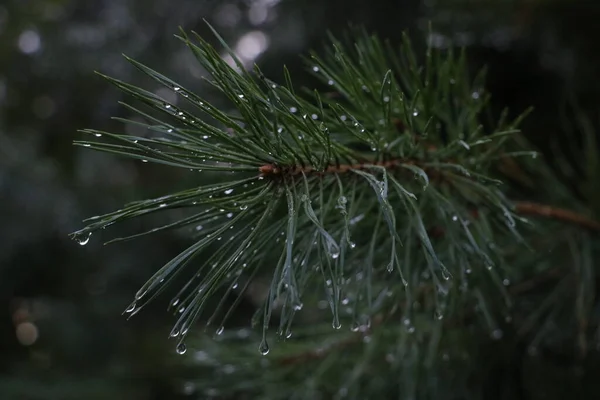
[259,159,414,177]
[514,201,600,232]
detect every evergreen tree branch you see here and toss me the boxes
[72,23,541,364]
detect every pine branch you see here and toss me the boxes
[72,23,538,362]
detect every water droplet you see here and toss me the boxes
[502,278,510,286]
[74,232,92,246]
[285,330,292,339]
[216,326,224,336]
[383,96,390,103]
[141,159,148,163]
[435,310,444,320]
[222,364,236,374]
[312,66,320,72]
[290,107,297,113]
[259,339,270,355]
[452,215,458,221]
[226,212,233,218]
[327,79,334,85]
[174,87,181,92]
[170,328,180,337]
[332,316,341,330]
[491,329,503,340]
[441,269,451,281]
[224,188,234,195]
[176,343,187,354]
[181,381,195,395]
[195,225,203,231]
[471,91,480,99]
[124,302,136,313]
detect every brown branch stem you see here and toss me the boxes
[513,201,600,232]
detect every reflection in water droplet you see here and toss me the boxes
[259,339,270,355]
[176,343,187,355]
[124,302,136,313]
[441,269,451,281]
[332,317,341,330]
[74,232,92,246]
[216,326,224,336]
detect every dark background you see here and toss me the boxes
[1,0,599,399]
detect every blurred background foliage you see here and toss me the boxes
[1,0,599,399]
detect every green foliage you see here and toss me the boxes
[71,24,600,399]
